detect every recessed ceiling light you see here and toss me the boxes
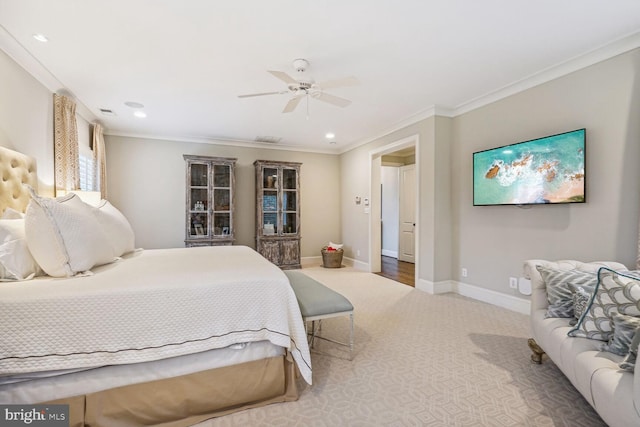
[124,101,145,109]
[133,111,147,118]
[325,132,335,139]
[32,33,48,43]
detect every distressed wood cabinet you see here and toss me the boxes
[184,155,236,247]
[254,160,301,269]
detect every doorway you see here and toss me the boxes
[369,135,419,287]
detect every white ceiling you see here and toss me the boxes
[1,1,639,153]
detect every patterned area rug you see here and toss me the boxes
[197,266,605,426]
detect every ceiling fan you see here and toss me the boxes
[238,58,358,113]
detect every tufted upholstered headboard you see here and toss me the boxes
[0,146,38,215]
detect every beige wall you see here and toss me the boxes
[105,136,341,255]
[339,116,453,284]
[450,49,640,294]
[0,49,55,196]
[340,48,639,297]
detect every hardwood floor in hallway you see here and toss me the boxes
[376,255,415,287]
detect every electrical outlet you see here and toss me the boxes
[461,268,468,278]
[356,249,360,257]
[509,277,518,289]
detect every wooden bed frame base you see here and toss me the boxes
[45,353,298,427]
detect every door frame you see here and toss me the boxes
[369,134,419,279]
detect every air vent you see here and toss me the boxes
[255,136,282,144]
[99,108,116,116]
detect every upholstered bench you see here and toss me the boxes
[284,270,354,359]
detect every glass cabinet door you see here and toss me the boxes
[212,164,232,237]
[189,163,209,238]
[262,168,278,235]
[282,168,297,234]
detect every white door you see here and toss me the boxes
[398,164,416,263]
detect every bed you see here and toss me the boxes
[0,146,311,426]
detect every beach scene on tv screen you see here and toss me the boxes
[473,129,585,205]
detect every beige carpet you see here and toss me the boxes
[196,266,605,427]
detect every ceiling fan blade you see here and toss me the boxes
[268,70,298,85]
[238,90,287,98]
[282,96,303,113]
[315,92,351,108]
[316,76,359,90]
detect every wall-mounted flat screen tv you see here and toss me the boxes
[473,129,585,206]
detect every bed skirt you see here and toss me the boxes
[44,353,298,427]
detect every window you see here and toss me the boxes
[78,149,96,191]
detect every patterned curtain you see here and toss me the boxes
[53,94,80,194]
[92,123,107,198]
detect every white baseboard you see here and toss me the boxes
[381,249,398,258]
[453,281,530,314]
[416,278,453,294]
[343,257,369,271]
[417,278,530,314]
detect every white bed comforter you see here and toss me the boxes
[0,246,312,384]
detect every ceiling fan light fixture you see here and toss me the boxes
[238,58,357,114]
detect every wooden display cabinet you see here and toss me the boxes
[184,155,236,247]
[254,160,301,268]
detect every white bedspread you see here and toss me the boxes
[0,246,312,384]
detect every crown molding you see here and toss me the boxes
[453,30,640,116]
[338,104,454,154]
[104,131,340,154]
[0,24,98,124]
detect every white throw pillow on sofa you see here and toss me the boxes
[93,200,135,257]
[25,192,115,277]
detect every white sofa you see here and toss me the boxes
[524,259,640,427]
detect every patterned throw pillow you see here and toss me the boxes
[536,266,597,318]
[620,327,640,372]
[600,312,640,356]
[568,268,640,341]
[569,283,594,326]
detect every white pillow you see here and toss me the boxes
[2,208,24,219]
[94,200,135,256]
[25,193,115,277]
[0,218,40,281]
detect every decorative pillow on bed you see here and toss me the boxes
[25,192,115,277]
[0,218,40,281]
[620,327,640,372]
[568,268,640,341]
[94,200,135,256]
[569,283,594,326]
[536,266,597,318]
[600,312,640,356]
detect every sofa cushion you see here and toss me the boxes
[589,363,640,426]
[569,268,640,341]
[536,266,597,318]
